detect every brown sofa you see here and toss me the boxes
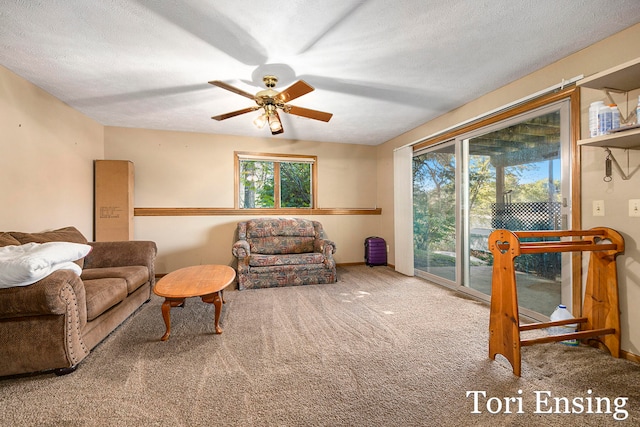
[0,227,156,376]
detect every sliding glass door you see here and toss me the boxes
[413,100,572,319]
[413,141,457,284]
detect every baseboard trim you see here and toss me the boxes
[622,349,640,364]
[336,262,366,267]
[336,262,395,269]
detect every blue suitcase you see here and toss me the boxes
[365,236,387,266]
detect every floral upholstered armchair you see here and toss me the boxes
[232,218,337,290]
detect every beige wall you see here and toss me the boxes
[378,23,640,354]
[0,65,103,236]
[104,127,381,272]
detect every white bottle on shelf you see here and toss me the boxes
[598,103,612,135]
[610,104,620,130]
[636,96,640,126]
[589,101,604,137]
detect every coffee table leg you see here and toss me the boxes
[161,299,172,341]
[161,298,185,341]
[202,291,225,334]
[213,292,223,334]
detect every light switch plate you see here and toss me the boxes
[630,199,640,217]
[593,200,605,217]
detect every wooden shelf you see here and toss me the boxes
[578,127,640,149]
[578,57,640,148]
[577,57,640,92]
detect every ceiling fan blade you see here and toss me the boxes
[212,106,260,121]
[285,105,333,122]
[275,80,314,103]
[209,81,256,100]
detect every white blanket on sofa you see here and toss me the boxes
[0,242,92,288]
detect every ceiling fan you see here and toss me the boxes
[209,75,333,135]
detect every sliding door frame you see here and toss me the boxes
[413,86,582,317]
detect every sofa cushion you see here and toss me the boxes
[243,218,318,254]
[9,226,88,245]
[249,236,315,255]
[9,227,89,268]
[81,266,149,294]
[249,253,325,267]
[245,263,336,288]
[83,278,128,321]
[0,233,21,247]
[245,218,316,238]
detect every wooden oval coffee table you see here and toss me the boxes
[153,265,236,341]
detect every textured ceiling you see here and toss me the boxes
[2,1,640,145]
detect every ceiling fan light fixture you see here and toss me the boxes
[253,112,267,129]
[268,113,282,132]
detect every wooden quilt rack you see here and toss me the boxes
[488,227,624,376]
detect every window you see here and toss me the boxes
[235,152,317,209]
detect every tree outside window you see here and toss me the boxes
[280,162,311,207]
[236,152,316,209]
[239,160,274,208]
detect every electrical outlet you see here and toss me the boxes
[630,199,640,217]
[593,200,605,217]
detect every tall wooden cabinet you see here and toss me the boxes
[94,160,134,241]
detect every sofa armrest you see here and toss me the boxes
[0,269,90,375]
[232,240,251,259]
[0,270,86,321]
[315,239,337,257]
[84,241,157,283]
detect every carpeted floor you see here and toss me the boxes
[1,265,639,426]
